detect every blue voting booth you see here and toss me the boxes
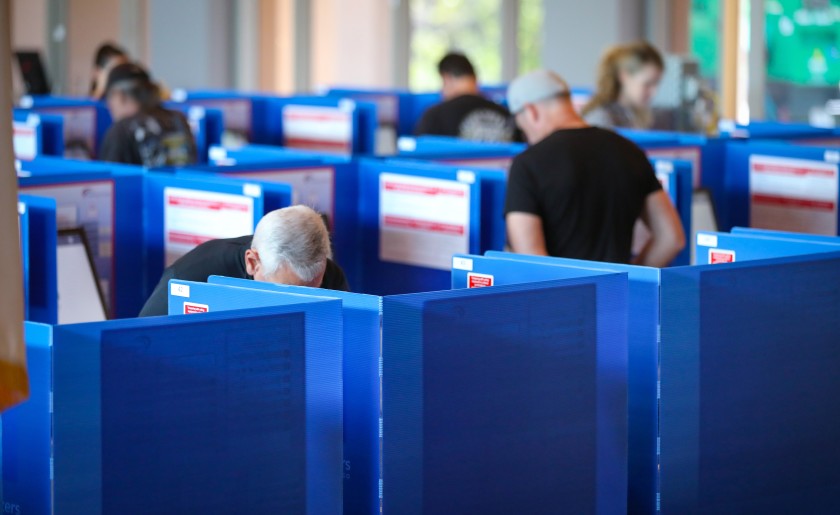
[382,275,629,514]
[659,250,840,513]
[172,277,380,515]
[477,251,661,514]
[12,110,65,159]
[18,199,30,319]
[17,195,57,324]
[695,229,840,264]
[358,158,482,294]
[17,95,111,159]
[3,301,344,514]
[722,140,840,234]
[18,161,145,319]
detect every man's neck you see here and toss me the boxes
[443,79,479,100]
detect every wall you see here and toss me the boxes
[311,0,394,89]
[66,0,121,95]
[147,0,233,90]
[10,0,49,96]
[541,0,646,87]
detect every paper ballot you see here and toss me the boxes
[749,155,839,236]
[163,187,255,266]
[379,173,471,270]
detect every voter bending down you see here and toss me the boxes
[504,70,685,268]
[139,205,350,317]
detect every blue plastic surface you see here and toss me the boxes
[695,230,840,264]
[383,275,629,514]
[16,195,57,324]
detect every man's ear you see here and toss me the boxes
[244,249,258,276]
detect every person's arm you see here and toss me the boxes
[634,189,686,267]
[506,212,549,256]
[414,107,438,136]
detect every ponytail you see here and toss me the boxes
[582,41,664,116]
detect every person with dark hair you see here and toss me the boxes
[99,62,197,167]
[90,42,128,98]
[414,52,517,142]
[582,41,665,129]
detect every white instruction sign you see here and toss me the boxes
[282,105,353,154]
[379,173,471,270]
[13,121,37,160]
[749,155,838,236]
[163,187,255,266]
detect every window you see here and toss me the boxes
[518,0,543,74]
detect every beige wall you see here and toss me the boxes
[10,0,48,96]
[66,0,121,95]
[311,0,393,89]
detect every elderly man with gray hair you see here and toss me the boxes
[139,205,349,317]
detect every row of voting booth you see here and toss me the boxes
[5,229,840,513]
[6,87,840,513]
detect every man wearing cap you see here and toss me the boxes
[504,70,685,267]
[99,62,197,167]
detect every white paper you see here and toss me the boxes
[379,173,470,270]
[224,168,336,224]
[749,155,839,236]
[163,187,255,266]
[13,121,37,160]
[646,146,702,188]
[57,240,108,324]
[282,105,353,154]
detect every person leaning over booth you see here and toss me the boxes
[581,41,664,130]
[504,70,685,268]
[99,62,197,167]
[414,52,518,142]
[139,206,350,317]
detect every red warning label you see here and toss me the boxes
[709,249,736,265]
[183,302,210,314]
[467,273,494,288]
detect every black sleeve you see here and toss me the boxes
[98,124,138,164]
[414,108,439,136]
[636,148,665,197]
[321,259,350,292]
[138,266,176,317]
[504,156,541,216]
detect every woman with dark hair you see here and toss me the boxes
[99,62,197,167]
[582,41,664,129]
[90,42,128,98]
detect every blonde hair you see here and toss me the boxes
[582,41,664,116]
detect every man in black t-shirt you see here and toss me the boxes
[139,206,350,317]
[414,53,518,142]
[504,70,685,267]
[99,62,197,167]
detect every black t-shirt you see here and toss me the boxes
[414,94,519,142]
[99,106,198,167]
[139,235,350,317]
[504,127,662,264]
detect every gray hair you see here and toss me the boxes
[251,206,331,282]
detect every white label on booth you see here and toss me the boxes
[171,283,191,298]
[697,233,718,248]
[379,173,470,271]
[13,121,37,160]
[163,187,255,267]
[282,105,353,154]
[749,155,838,236]
[452,257,473,271]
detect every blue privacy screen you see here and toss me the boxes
[383,275,629,514]
[52,301,342,515]
[660,251,840,513]
[207,276,381,515]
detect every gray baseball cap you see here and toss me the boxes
[507,69,571,115]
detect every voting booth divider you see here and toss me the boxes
[12,110,65,159]
[472,252,661,514]
[721,140,840,235]
[17,199,30,320]
[2,297,344,515]
[659,249,840,513]
[382,274,630,514]
[171,277,380,515]
[17,96,111,159]
[17,195,57,325]
[17,162,145,319]
[694,228,840,265]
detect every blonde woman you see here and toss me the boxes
[582,41,664,129]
